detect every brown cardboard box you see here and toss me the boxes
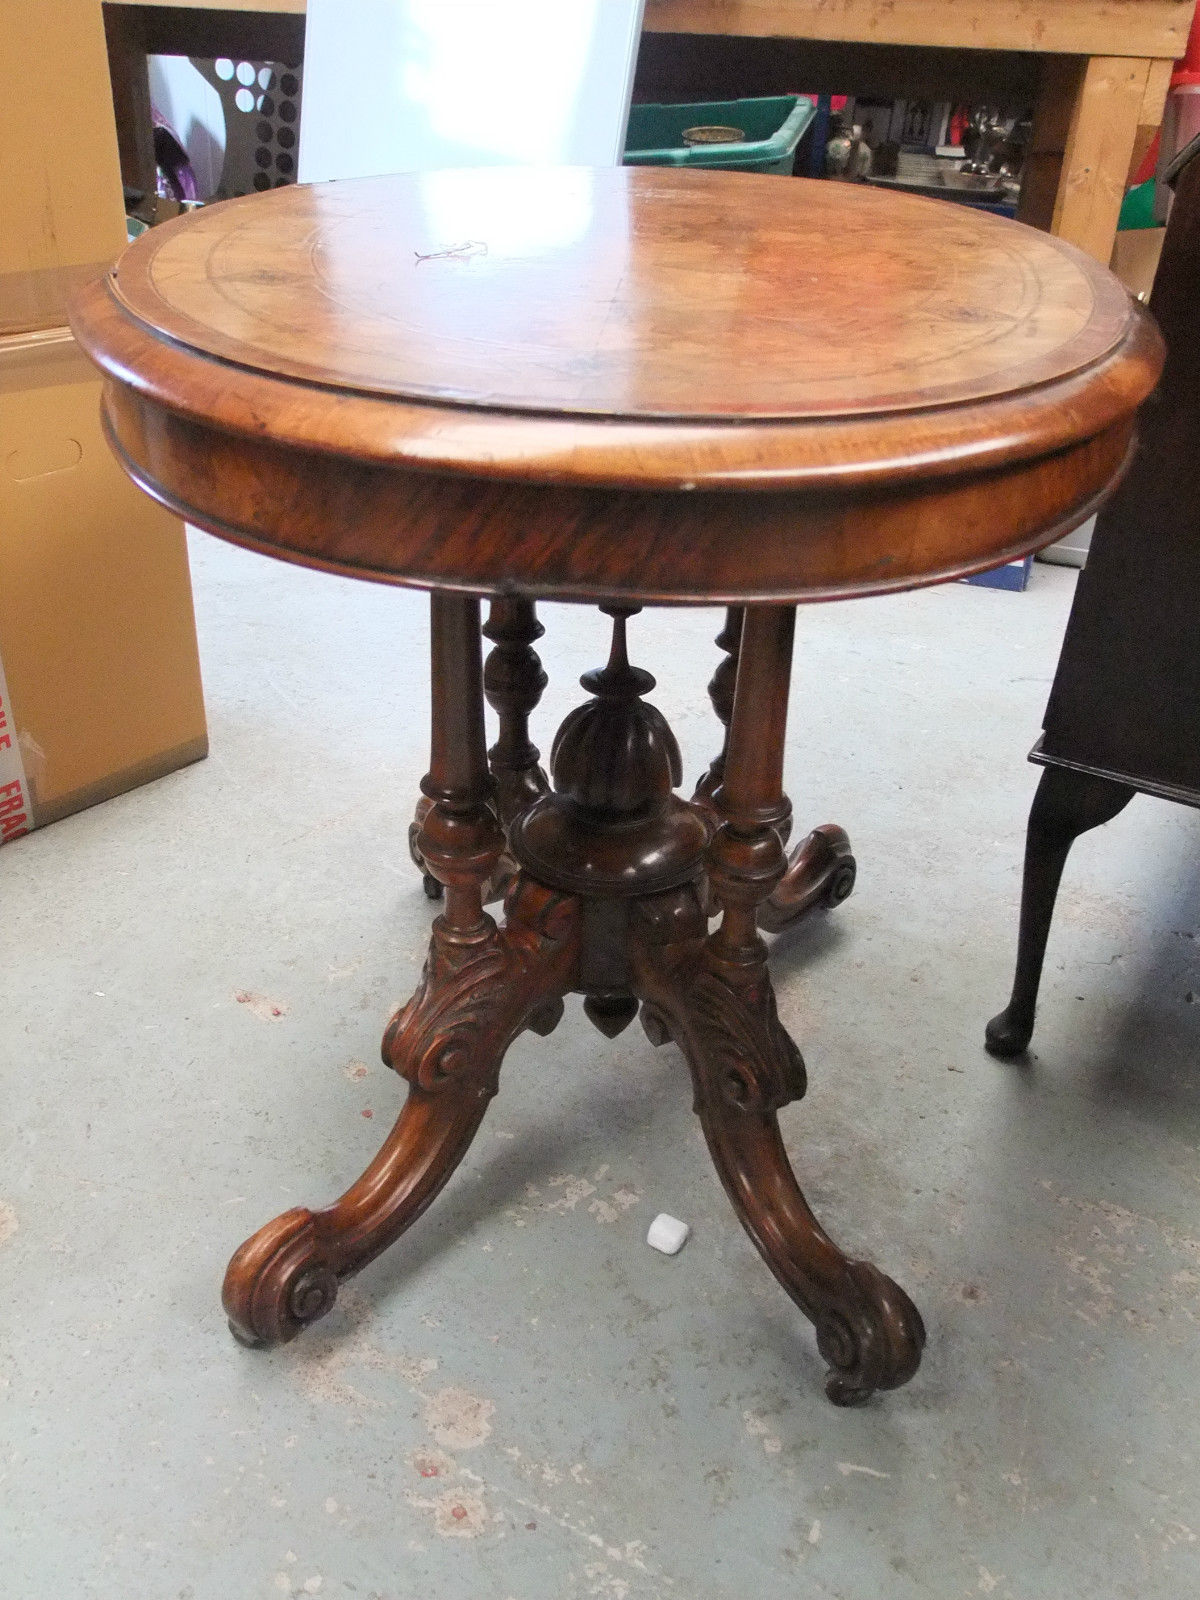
[1110,227,1166,303]
[0,0,129,335]
[0,326,208,841]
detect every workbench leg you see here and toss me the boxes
[1129,59,1174,189]
[1018,54,1152,265]
[102,5,156,201]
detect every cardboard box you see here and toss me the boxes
[0,0,129,335]
[1110,227,1166,303]
[0,327,207,842]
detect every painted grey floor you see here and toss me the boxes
[3,535,1199,1600]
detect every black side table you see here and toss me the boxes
[988,134,1200,1058]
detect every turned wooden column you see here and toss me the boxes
[483,597,549,823]
[707,605,796,965]
[695,606,792,842]
[418,595,504,933]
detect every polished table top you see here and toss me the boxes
[72,166,1162,604]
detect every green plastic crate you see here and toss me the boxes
[623,95,816,175]
[1118,177,1157,230]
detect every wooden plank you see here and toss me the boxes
[643,0,1195,60]
[1053,56,1153,261]
[106,0,1197,58]
[1126,56,1175,182]
[111,0,305,12]
[1141,54,1175,123]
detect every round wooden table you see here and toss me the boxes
[72,166,1160,1404]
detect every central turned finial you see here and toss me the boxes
[581,606,654,697]
[509,603,708,898]
[549,606,681,819]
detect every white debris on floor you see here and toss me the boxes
[646,1214,690,1255]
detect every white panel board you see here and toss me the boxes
[298,0,646,182]
[148,56,226,199]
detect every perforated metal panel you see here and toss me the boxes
[191,56,303,199]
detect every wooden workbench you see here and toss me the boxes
[103,0,1196,263]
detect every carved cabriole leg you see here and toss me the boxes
[986,766,1134,1058]
[224,596,579,1348]
[637,606,924,1405]
[693,607,857,930]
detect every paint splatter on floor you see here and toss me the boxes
[234,990,288,1020]
[289,1291,441,1410]
[588,1189,641,1225]
[742,1411,782,1455]
[424,1386,495,1450]
[546,1175,597,1212]
[404,1485,493,1539]
[506,1176,642,1228]
[436,1490,490,1538]
[409,1446,456,1480]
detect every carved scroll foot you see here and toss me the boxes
[690,1008,924,1403]
[759,823,857,934]
[631,894,923,1404]
[221,1078,494,1348]
[223,876,579,1348]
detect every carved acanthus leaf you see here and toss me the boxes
[687,966,807,1112]
[384,879,578,1094]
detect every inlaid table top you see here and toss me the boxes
[71,165,1162,604]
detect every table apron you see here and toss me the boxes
[103,382,1135,605]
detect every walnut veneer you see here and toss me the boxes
[71,165,1160,1403]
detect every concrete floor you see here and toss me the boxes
[3,534,1200,1600]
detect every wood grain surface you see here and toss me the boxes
[110,167,1132,420]
[641,0,1194,59]
[107,1,1195,59]
[71,164,1162,603]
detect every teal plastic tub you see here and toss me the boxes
[623,95,816,175]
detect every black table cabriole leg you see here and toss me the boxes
[987,766,1135,1058]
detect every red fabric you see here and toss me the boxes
[1133,128,1161,186]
